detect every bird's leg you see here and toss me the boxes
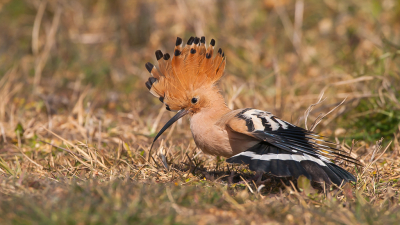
[228,171,235,185]
[235,171,264,185]
[253,171,264,185]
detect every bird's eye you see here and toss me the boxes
[191,97,198,104]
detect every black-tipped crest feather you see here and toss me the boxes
[145,62,153,73]
[163,53,170,60]
[210,39,215,46]
[155,50,163,60]
[175,37,182,46]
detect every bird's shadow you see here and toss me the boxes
[169,160,328,194]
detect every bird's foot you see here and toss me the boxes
[231,171,265,186]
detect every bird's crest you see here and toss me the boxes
[145,36,226,111]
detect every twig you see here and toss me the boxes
[34,6,62,89]
[304,91,326,130]
[240,176,254,194]
[310,97,347,131]
[32,0,47,55]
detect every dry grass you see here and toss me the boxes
[0,0,400,224]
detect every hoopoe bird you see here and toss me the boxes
[145,36,359,186]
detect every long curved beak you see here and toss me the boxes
[149,109,189,153]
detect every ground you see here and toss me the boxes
[0,0,400,224]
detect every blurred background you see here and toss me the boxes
[0,1,400,223]
[0,0,399,159]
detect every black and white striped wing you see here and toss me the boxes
[231,108,358,164]
[226,142,355,185]
[225,108,358,185]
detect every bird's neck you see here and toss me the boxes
[195,87,231,122]
[189,88,233,157]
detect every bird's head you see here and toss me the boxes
[144,36,226,148]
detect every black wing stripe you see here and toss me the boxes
[261,133,358,163]
[270,159,291,177]
[227,142,356,185]
[300,161,330,183]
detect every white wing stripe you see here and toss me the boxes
[264,116,280,131]
[275,118,289,129]
[234,151,327,166]
[242,109,283,131]
[242,110,264,131]
[252,116,265,131]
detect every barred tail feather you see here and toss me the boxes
[226,142,356,186]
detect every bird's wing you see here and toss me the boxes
[225,108,359,165]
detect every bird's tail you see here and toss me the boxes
[226,142,357,186]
